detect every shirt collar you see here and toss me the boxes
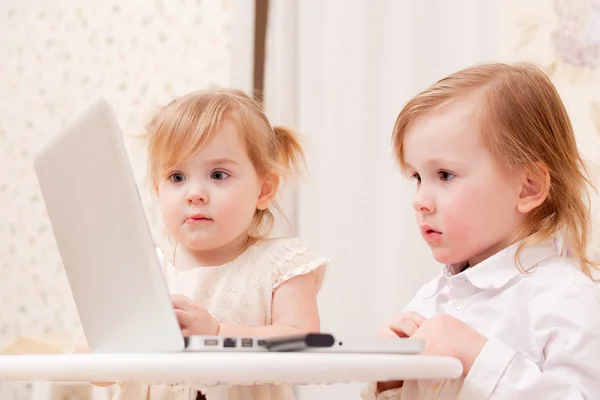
[423,239,559,299]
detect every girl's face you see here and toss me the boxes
[404,98,527,267]
[156,120,275,264]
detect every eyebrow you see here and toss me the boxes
[406,157,463,170]
[206,158,240,167]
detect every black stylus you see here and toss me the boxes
[263,333,335,352]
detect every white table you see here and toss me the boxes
[0,352,462,386]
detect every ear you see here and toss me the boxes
[517,162,550,214]
[256,172,279,210]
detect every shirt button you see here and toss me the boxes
[454,301,464,310]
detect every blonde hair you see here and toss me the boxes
[392,62,597,277]
[146,89,305,238]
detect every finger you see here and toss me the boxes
[376,327,401,338]
[385,311,427,336]
[387,318,420,337]
[410,328,431,354]
[175,309,191,329]
[405,311,427,326]
[171,294,186,301]
[171,294,191,310]
[412,328,425,339]
[181,328,193,337]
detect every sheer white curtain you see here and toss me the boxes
[261,1,498,398]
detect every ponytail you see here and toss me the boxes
[273,125,306,176]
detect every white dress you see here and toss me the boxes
[114,237,330,400]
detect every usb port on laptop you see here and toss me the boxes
[204,339,218,346]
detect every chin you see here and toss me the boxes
[182,239,219,252]
[430,248,465,266]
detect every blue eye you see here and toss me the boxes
[169,172,186,183]
[211,170,230,180]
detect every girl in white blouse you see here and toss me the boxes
[365,62,600,399]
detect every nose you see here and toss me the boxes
[412,185,435,214]
[186,182,208,204]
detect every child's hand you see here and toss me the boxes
[171,294,220,336]
[378,311,427,338]
[412,314,488,374]
[375,312,427,393]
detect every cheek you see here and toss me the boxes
[441,184,489,232]
[212,185,258,220]
[443,180,518,236]
[157,192,181,226]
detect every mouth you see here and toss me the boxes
[186,214,213,223]
[421,225,442,237]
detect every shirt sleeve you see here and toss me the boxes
[271,238,330,291]
[461,282,600,399]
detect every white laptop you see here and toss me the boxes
[33,97,425,355]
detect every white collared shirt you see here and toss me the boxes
[363,240,600,400]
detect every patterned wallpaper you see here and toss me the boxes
[498,0,600,261]
[0,0,232,398]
